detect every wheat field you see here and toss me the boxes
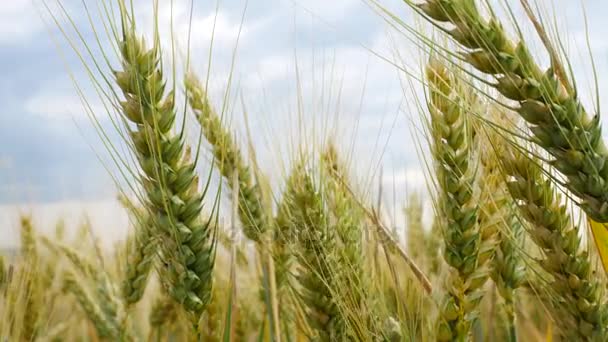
[3,0,608,341]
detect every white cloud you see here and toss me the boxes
[133,1,252,55]
[0,0,43,44]
[291,0,358,22]
[25,90,102,121]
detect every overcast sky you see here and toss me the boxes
[1,0,608,207]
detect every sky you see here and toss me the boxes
[1,0,608,210]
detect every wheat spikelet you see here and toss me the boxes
[185,75,285,340]
[415,0,608,223]
[427,60,489,341]
[503,147,608,340]
[118,196,157,306]
[20,216,37,260]
[273,178,297,296]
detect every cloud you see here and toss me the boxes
[0,0,43,44]
[25,91,90,120]
[291,0,358,22]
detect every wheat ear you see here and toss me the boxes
[122,224,156,305]
[503,147,608,340]
[274,171,298,295]
[321,144,369,337]
[185,74,281,339]
[288,166,346,340]
[118,196,157,306]
[416,0,608,222]
[0,255,5,289]
[478,121,526,341]
[185,74,268,242]
[42,237,125,338]
[272,159,308,334]
[19,216,41,341]
[405,193,425,263]
[114,13,216,317]
[149,293,179,340]
[427,60,489,341]
[62,271,121,340]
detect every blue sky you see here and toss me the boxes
[2,0,608,205]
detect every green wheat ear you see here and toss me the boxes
[118,196,157,306]
[0,255,5,289]
[18,216,42,341]
[502,146,608,340]
[405,193,425,264]
[185,74,269,242]
[426,60,490,341]
[149,294,178,330]
[122,222,156,305]
[321,143,371,338]
[61,271,121,340]
[477,113,526,340]
[283,159,347,340]
[113,8,216,319]
[413,0,608,223]
[272,157,306,332]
